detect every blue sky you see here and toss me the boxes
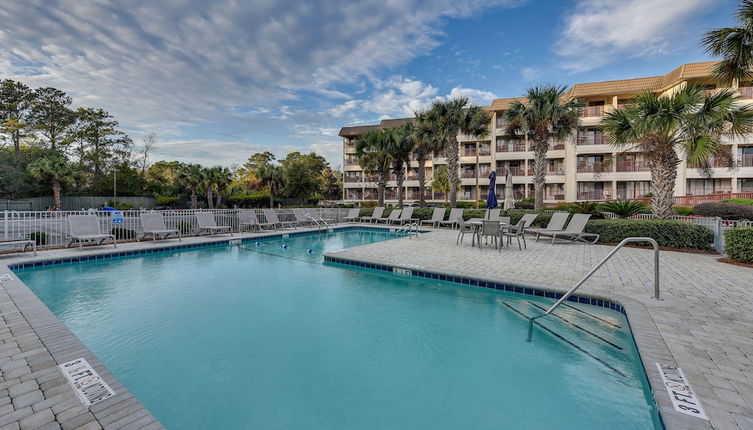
[0,0,736,168]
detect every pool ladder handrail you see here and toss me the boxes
[306,214,329,230]
[527,237,661,342]
[395,222,419,238]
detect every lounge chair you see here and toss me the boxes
[263,209,297,230]
[486,209,501,221]
[438,208,464,229]
[518,213,538,231]
[361,207,384,223]
[343,208,361,223]
[292,208,314,227]
[456,217,476,245]
[390,207,418,225]
[139,213,181,241]
[379,209,402,224]
[536,214,599,244]
[67,215,117,250]
[0,238,37,256]
[421,208,445,227]
[238,210,261,232]
[528,212,569,238]
[195,212,233,236]
[503,219,527,250]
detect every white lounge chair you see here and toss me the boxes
[139,213,181,241]
[536,213,599,244]
[343,208,361,222]
[238,210,261,232]
[195,212,233,236]
[292,208,314,227]
[486,209,501,221]
[263,209,297,229]
[361,207,384,223]
[528,212,569,238]
[438,208,464,229]
[518,213,539,231]
[421,208,445,227]
[389,207,417,225]
[379,209,402,224]
[67,215,117,250]
[0,238,37,256]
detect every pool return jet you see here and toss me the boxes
[527,237,661,342]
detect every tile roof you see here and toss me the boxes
[338,118,413,137]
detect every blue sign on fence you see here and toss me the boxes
[112,211,124,224]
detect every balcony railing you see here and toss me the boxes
[462,148,477,157]
[550,143,565,150]
[545,194,565,201]
[495,118,507,129]
[577,162,609,173]
[740,87,753,99]
[461,170,477,179]
[576,134,605,145]
[406,192,432,200]
[577,190,611,200]
[616,160,650,172]
[616,189,651,200]
[548,166,565,175]
[581,105,605,117]
[344,159,359,166]
[739,153,753,167]
[496,167,529,176]
[496,142,527,152]
[479,147,491,156]
[687,188,732,196]
[344,175,362,183]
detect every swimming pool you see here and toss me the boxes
[15,229,662,429]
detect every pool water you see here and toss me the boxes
[16,230,662,429]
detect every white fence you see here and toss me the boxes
[1,208,351,249]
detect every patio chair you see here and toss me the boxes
[238,210,261,232]
[360,207,384,223]
[438,208,464,229]
[478,220,501,251]
[263,209,297,230]
[139,213,181,241]
[378,209,402,224]
[502,219,527,250]
[499,216,511,228]
[67,215,117,250]
[528,212,570,239]
[292,208,314,227]
[0,237,37,256]
[195,212,233,237]
[420,208,445,227]
[456,217,476,245]
[486,209,501,221]
[519,213,538,231]
[343,208,361,223]
[536,214,599,244]
[390,207,418,225]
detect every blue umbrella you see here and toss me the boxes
[486,170,498,217]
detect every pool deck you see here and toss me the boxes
[0,225,750,429]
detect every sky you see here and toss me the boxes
[0,0,737,169]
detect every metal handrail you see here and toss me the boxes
[395,222,419,238]
[527,237,661,341]
[307,215,322,230]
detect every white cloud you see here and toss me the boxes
[520,67,542,81]
[556,0,714,72]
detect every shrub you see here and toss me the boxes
[514,201,534,209]
[461,209,485,220]
[307,193,324,205]
[104,199,135,210]
[456,201,485,209]
[721,198,753,205]
[693,202,753,220]
[27,231,48,246]
[583,219,713,249]
[725,227,753,263]
[111,227,136,240]
[673,205,693,216]
[156,196,179,207]
[567,201,605,219]
[413,207,443,221]
[176,221,193,234]
[361,200,378,208]
[599,200,650,218]
[358,208,374,217]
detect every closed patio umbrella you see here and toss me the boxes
[486,171,498,218]
[503,172,514,211]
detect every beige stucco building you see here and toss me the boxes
[340,61,753,204]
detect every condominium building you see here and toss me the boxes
[340,61,753,204]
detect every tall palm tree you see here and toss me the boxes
[257,163,285,208]
[179,163,203,209]
[204,166,232,209]
[387,123,416,207]
[431,165,452,204]
[701,0,753,84]
[412,110,442,207]
[27,154,78,209]
[601,86,753,218]
[356,129,395,206]
[426,97,490,207]
[505,86,583,210]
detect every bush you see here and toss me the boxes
[583,219,713,249]
[461,209,485,220]
[514,201,534,209]
[156,196,179,207]
[721,198,753,205]
[27,231,48,246]
[567,201,605,219]
[307,193,324,206]
[725,227,753,263]
[693,202,753,220]
[361,200,378,208]
[455,201,485,209]
[599,200,650,218]
[413,207,443,221]
[673,205,693,216]
[104,199,135,210]
[111,227,136,240]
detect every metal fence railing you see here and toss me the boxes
[1,208,352,250]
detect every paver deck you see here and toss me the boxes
[326,228,753,430]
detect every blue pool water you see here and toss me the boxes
[16,230,662,429]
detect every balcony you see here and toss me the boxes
[344,175,362,183]
[545,194,565,201]
[495,117,507,129]
[345,159,359,166]
[462,147,477,157]
[616,160,650,172]
[406,191,432,200]
[577,190,609,200]
[616,189,650,200]
[496,141,527,152]
[461,170,478,179]
[550,142,565,150]
[496,167,529,176]
[581,105,605,117]
[576,134,605,145]
[577,162,609,173]
[548,166,565,175]
[479,147,491,156]
[740,87,753,99]
[687,188,732,196]
[739,153,753,167]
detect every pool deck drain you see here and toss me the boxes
[0,224,750,429]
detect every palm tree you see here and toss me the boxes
[201,167,216,209]
[202,166,231,209]
[356,129,395,206]
[431,165,452,204]
[27,154,78,209]
[213,166,232,208]
[412,110,442,207]
[179,163,203,209]
[387,123,416,207]
[257,163,285,208]
[701,0,753,84]
[426,97,490,207]
[601,86,753,218]
[505,85,583,211]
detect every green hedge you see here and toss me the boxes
[583,219,713,249]
[155,196,179,207]
[693,202,753,220]
[724,227,753,263]
[721,198,753,205]
[673,205,693,216]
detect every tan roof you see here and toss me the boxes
[490,97,526,111]
[379,118,413,128]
